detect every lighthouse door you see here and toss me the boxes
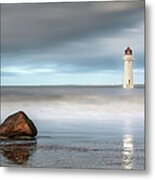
[128,80,130,87]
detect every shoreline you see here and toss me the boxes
[1,84,145,88]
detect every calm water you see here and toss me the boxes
[0,86,145,169]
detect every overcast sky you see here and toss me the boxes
[1,1,145,85]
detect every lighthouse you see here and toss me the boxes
[123,47,134,88]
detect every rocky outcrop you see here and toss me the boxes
[0,111,38,139]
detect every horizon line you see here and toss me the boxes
[1,84,144,87]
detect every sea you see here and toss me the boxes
[0,86,145,169]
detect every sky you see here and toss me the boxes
[1,1,145,86]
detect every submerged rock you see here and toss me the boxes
[0,111,38,139]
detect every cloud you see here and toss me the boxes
[1,72,19,77]
[1,66,57,77]
[133,68,144,74]
[1,1,145,85]
[1,1,144,55]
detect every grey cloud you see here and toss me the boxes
[1,1,145,84]
[1,1,144,55]
[1,46,144,76]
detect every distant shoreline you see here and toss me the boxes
[1,84,144,88]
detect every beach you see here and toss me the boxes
[0,86,145,169]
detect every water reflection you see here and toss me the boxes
[0,140,37,165]
[122,134,134,169]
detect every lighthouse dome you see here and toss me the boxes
[125,47,132,55]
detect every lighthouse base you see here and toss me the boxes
[123,84,134,88]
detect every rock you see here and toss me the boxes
[0,111,38,139]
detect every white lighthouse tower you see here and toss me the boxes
[123,47,134,88]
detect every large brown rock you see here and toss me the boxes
[0,111,38,139]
